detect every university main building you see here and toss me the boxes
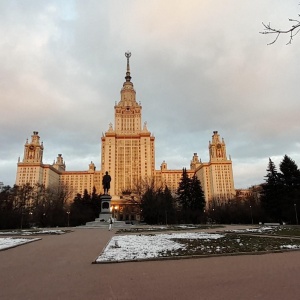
[16,53,235,217]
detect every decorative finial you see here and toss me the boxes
[125,51,132,82]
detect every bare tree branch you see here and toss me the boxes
[260,13,300,45]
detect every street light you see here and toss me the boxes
[294,204,298,225]
[249,205,253,225]
[113,206,118,220]
[67,211,70,227]
[111,205,114,218]
[29,211,33,227]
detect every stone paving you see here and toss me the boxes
[1,225,300,300]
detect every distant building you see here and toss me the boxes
[15,53,236,219]
[236,185,263,203]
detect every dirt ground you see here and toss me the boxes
[1,226,300,300]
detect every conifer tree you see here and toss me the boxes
[176,168,192,210]
[141,185,176,224]
[176,169,206,223]
[162,186,176,224]
[279,155,300,222]
[279,155,300,189]
[140,186,159,224]
[190,174,206,211]
[261,158,283,222]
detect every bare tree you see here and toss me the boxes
[261,7,300,45]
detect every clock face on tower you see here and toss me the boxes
[29,145,35,151]
[217,144,221,149]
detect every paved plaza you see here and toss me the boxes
[1,226,300,300]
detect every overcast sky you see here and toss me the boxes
[1,1,300,189]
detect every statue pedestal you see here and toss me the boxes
[99,194,112,221]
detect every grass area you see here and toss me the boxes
[116,225,300,260]
[270,226,300,237]
[225,226,300,237]
[166,234,300,257]
[116,224,224,234]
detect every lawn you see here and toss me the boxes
[96,227,300,263]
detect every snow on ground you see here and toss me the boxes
[96,232,224,263]
[226,226,274,233]
[0,237,40,251]
[281,245,300,250]
[0,229,67,236]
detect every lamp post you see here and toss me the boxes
[111,205,115,219]
[165,210,168,225]
[67,211,70,227]
[114,206,118,221]
[250,205,253,225]
[29,211,33,228]
[294,203,298,225]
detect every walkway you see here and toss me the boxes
[1,226,300,300]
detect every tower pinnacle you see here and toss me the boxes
[125,51,132,82]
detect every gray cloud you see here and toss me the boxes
[1,1,300,188]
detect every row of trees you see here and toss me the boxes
[140,168,206,224]
[207,197,262,225]
[207,155,300,225]
[69,188,101,226]
[141,185,176,224]
[2,155,300,228]
[0,183,71,229]
[141,156,300,225]
[139,171,261,225]
[0,184,102,229]
[261,155,300,224]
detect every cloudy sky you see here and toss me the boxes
[1,1,300,189]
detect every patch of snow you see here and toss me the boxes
[0,229,66,236]
[97,232,224,262]
[280,245,300,250]
[228,226,274,234]
[177,225,197,229]
[0,237,40,250]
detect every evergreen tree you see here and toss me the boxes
[162,186,176,224]
[141,186,158,224]
[261,158,283,222]
[91,186,101,218]
[176,169,206,223]
[176,168,192,210]
[279,155,300,188]
[279,155,300,223]
[141,185,177,224]
[190,174,206,211]
[70,190,95,226]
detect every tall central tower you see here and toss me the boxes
[101,52,155,196]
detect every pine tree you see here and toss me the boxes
[279,155,300,188]
[161,186,176,224]
[176,168,192,210]
[279,155,300,223]
[190,174,206,211]
[141,186,158,224]
[261,158,283,222]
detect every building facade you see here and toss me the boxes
[16,53,235,217]
[101,52,155,196]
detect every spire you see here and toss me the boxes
[118,51,136,104]
[125,51,132,82]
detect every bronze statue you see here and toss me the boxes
[102,171,111,194]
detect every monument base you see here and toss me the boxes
[98,212,112,222]
[99,194,112,221]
